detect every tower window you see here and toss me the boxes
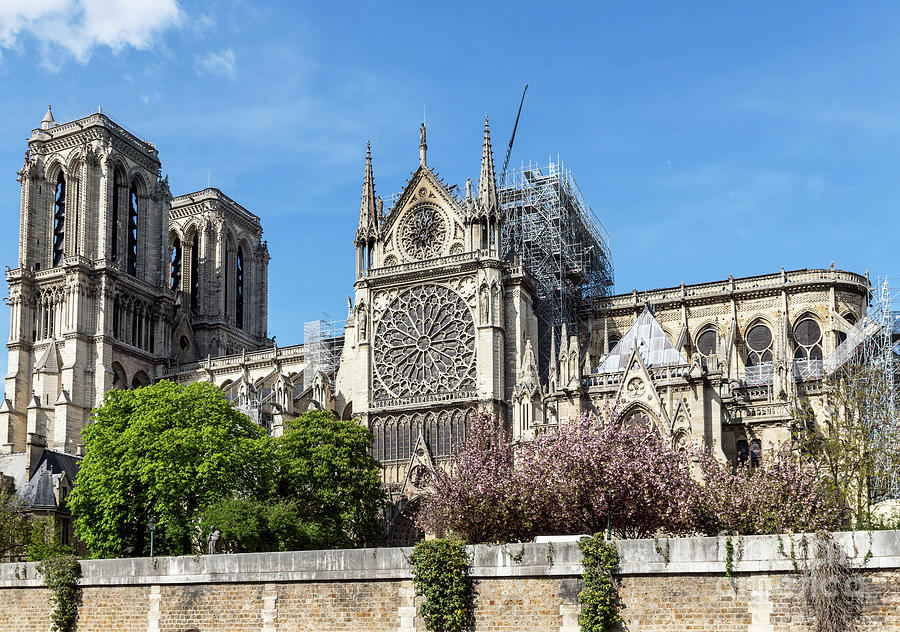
[236,247,244,329]
[127,184,138,276]
[52,172,66,266]
[170,238,182,290]
[111,171,120,259]
[190,233,200,312]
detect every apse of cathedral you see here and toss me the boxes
[0,107,871,541]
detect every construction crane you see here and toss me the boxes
[501,85,528,179]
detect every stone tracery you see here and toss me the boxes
[373,284,475,401]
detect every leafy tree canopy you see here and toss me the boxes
[67,380,272,558]
[274,410,386,549]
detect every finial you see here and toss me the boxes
[41,105,56,130]
[419,122,427,167]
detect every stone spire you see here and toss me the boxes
[357,142,376,241]
[478,114,497,210]
[419,123,427,167]
[41,105,55,130]
[549,326,558,388]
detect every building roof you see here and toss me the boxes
[595,307,688,373]
[17,450,79,511]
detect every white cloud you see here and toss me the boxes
[0,0,183,66]
[195,48,236,79]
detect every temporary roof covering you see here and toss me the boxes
[595,307,688,373]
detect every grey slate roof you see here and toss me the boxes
[595,307,688,373]
[18,462,58,509]
[16,449,80,510]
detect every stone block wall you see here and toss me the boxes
[0,531,898,631]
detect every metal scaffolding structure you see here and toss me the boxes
[499,159,614,374]
[303,314,345,386]
[823,276,900,500]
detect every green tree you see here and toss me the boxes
[793,363,900,528]
[67,380,273,558]
[274,410,385,548]
[0,487,30,561]
[198,497,311,553]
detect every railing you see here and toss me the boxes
[367,251,496,278]
[370,390,478,409]
[582,364,691,388]
[160,343,308,377]
[600,268,868,309]
[793,359,823,381]
[744,363,774,386]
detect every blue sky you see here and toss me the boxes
[0,1,898,363]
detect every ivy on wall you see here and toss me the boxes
[578,535,620,632]
[409,538,472,632]
[38,553,81,632]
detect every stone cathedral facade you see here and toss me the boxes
[0,106,872,545]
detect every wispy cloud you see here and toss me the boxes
[195,48,237,79]
[0,0,183,70]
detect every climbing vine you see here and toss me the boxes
[38,553,81,632]
[578,535,620,632]
[409,538,472,632]
[798,531,864,632]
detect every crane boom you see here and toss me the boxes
[501,84,528,181]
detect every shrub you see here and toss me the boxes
[409,538,471,632]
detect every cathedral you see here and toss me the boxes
[0,106,871,545]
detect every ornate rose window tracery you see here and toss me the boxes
[373,284,475,400]
[399,205,447,261]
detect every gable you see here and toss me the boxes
[379,167,467,265]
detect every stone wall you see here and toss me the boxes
[1,531,899,631]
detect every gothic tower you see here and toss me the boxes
[169,189,270,362]
[0,107,175,471]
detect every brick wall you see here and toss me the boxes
[0,532,898,632]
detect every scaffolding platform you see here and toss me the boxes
[499,159,614,376]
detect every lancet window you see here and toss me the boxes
[52,172,66,266]
[170,238,182,290]
[127,184,138,276]
[190,233,200,312]
[236,247,244,329]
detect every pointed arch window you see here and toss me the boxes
[170,238,182,290]
[745,322,774,366]
[236,246,244,329]
[696,327,717,359]
[793,316,823,380]
[52,172,66,266]
[127,184,138,276]
[793,317,823,361]
[190,233,200,312]
[110,170,120,259]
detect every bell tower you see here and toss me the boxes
[0,107,175,467]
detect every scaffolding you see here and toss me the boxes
[303,313,345,387]
[499,159,614,375]
[823,276,900,500]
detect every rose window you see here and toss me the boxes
[399,205,447,260]
[373,285,475,399]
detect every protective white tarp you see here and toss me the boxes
[595,307,688,373]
